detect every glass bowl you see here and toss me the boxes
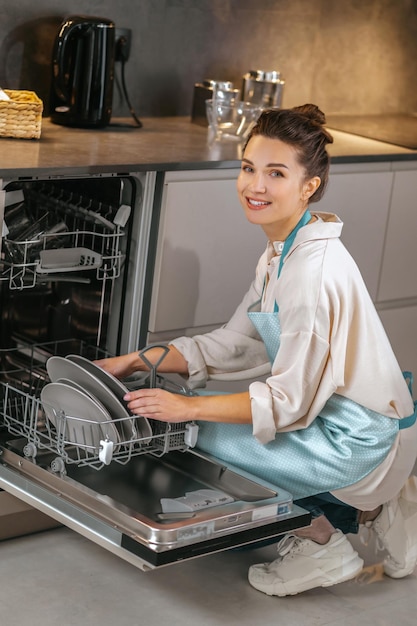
[205,99,263,143]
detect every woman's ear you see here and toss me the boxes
[304,176,321,200]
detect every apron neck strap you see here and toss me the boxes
[278,209,311,278]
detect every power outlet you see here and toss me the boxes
[115,28,132,62]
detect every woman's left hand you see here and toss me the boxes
[123,388,195,423]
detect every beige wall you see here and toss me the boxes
[0,0,416,118]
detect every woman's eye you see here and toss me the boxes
[242,165,253,173]
[270,170,283,177]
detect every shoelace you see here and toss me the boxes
[275,534,302,559]
[359,520,388,555]
[358,522,373,548]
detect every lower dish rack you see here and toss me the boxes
[0,339,199,472]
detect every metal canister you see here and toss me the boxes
[191,79,238,126]
[241,70,285,108]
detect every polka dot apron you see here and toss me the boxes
[196,211,416,499]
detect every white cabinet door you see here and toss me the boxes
[148,171,266,337]
[378,305,417,376]
[314,166,393,301]
[376,167,417,375]
[377,169,417,302]
[149,166,394,339]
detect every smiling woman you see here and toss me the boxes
[236,136,321,240]
[95,104,417,597]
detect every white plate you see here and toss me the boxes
[47,355,152,442]
[55,377,111,413]
[65,354,152,442]
[41,382,120,450]
[65,354,129,402]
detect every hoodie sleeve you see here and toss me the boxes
[170,252,271,388]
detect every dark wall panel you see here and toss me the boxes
[0,0,416,119]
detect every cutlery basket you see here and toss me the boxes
[0,90,43,140]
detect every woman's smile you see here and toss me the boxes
[246,197,272,210]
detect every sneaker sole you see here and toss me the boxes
[380,500,417,579]
[384,543,417,578]
[249,555,364,597]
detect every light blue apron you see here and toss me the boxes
[196,211,417,499]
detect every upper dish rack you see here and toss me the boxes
[0,339,198,472]
[1,183,129,290]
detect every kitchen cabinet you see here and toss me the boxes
[374,164,417,376]
[147,169,266,342]
[378,305,417,376]
[0,491,60,540]
[314,162,393,301]
[377,167,417,302]
[149,163,394,344]
[315,161,417,377]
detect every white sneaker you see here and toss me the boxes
[248,530,364,596]
[370,477,417,578]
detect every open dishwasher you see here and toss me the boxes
[0,176,310,570]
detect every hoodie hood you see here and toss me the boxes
[283,210,343,257]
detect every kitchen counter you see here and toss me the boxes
[0,116,416,178]
[326,113,417,150]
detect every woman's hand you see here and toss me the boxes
[123,388,195,423]
[123,388,253,426]
[94,353,140,380]
[94,345,189,380]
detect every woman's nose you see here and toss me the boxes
[249,173,266,193]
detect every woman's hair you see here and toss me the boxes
[244,104,334,202]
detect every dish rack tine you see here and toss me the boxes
[138,344,170,389]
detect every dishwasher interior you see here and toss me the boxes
[0,176,310,569]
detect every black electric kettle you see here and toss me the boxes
[50,15,115,128]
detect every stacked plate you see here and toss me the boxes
[42,354,152,451]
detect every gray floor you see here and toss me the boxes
[0,523,416,626]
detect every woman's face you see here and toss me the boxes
[236,135,320,241]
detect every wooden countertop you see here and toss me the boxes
[0,116,416,178]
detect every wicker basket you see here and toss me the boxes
[0,89,43,139]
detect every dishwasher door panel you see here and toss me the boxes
[0,440,310,569]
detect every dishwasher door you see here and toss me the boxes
[0,340,310,571]
[0,438,310,570]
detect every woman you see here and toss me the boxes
[96,105,417,596]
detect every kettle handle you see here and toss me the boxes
[51,17,88,102]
